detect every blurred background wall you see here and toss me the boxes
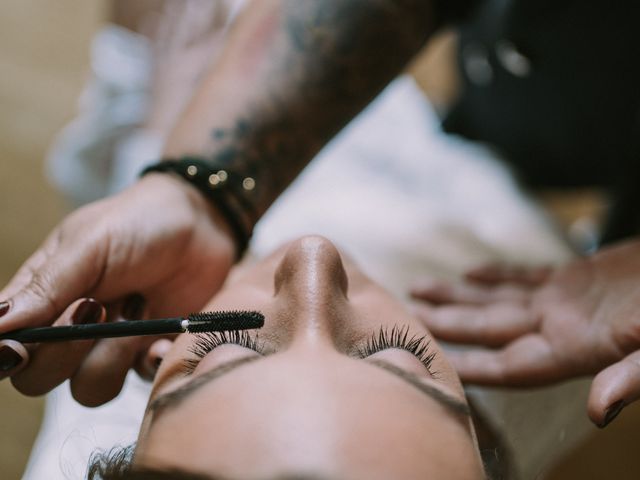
[0,2,104,479]
[0,1,638,479]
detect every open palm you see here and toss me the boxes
[411,240,640,427]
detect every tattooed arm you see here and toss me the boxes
[0,1,449,403]
[165,0,439,221]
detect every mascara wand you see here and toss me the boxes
[0,311,264,344]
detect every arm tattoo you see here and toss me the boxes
[203,0,436,224]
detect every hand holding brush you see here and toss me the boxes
[0,297,263,406]
[0,310,264,343]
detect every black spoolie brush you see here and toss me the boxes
[0,311,264,343]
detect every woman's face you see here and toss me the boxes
[135,236,484,479]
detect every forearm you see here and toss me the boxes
[164,0,437,222]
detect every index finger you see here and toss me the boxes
[0,230,60,301]
[447,334,564,386]
[0,237,106,333]
[465,264,552,287]
[414,302,537,348]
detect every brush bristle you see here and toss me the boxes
[186,310,264,333]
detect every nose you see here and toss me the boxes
[273,236,349,335]
[275,236,348,299]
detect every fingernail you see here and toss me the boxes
[0,301,10,318]
[122,294,146,320]
[0,345,23,372]
[72,299,103,325]
[599,400,625,428]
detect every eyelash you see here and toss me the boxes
[182,330,264,374]
[356,325,437,376]
[182,325,437,376]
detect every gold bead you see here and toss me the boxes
[186,165,198,177]
[242,177,256,191]
[208,174,221,186]
[217,170,228,182]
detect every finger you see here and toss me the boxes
[0,247,51,301]
[414,302,537,348]
[121,295,172,381]
[0,340,29,380]
[68,297,148,406]
[135,338,174,381]
[0,225,69,302]
[69,334,145,406]
[447,334,562,386]
[410,278,530,306]
[10,299,105,396]
[587,350,640,428]
[121,293,147,321]
[465,264,552,287]
[0,238,106,333]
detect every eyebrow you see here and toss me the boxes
[368,359,470,417]
[147,355,470,422]
[148,356,262,418]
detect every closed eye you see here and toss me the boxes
[182,330,264,374]
[181,325,436,377]
[355,325,438,376]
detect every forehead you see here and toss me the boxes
[139,354,480,479]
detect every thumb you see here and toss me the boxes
[587,350,640,428]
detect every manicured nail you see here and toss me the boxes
[122,294,146,320]
[72,299,103,325]
[599,400,625,428]
[0,345,23,372]
[0,301,10,318]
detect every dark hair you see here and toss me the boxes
[87,444,492,479]
[87,444,333,480]
[87,444,210,480]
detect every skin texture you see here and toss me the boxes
[134,236,484,479]
[411,239,640,428]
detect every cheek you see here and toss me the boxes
[429,344,466,395]
[151,334,193,384]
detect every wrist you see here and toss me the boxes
[139,161,254,260]
[136,173,237,262]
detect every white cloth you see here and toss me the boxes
[23,373,148,480]
[45,25,155,205]
[46,0,248,204]
[29,67,593,479]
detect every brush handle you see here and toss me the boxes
[0,311,264,343]
[0,318,186,343]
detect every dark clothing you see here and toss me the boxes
[444,0,640,242]
[434,0,483,25]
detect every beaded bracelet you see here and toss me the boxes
[141,158,258,259]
